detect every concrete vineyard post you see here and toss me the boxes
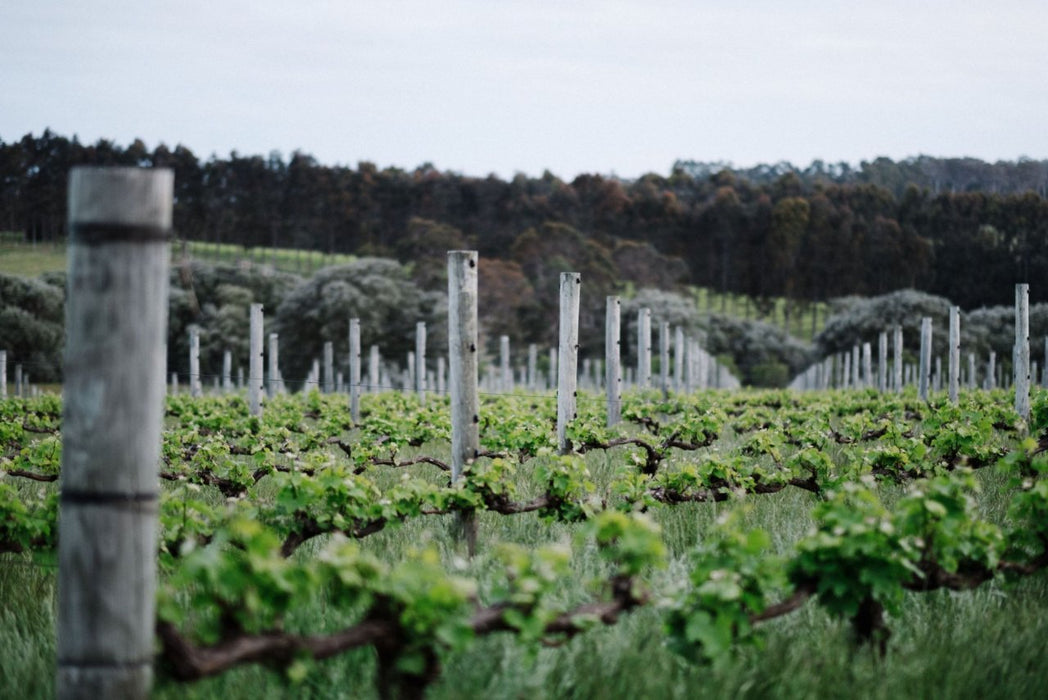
[557,272,581,454]
[249,303,264,416]
[349,318,361,422]
[919,317,932,402]
[57,166,172,699]
[1015,283,1030,421]
[447,252,479,482]
[606,295,621,427]
[949,306,960,404]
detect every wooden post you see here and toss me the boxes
[842,351,851,389]
[968,352,976,390]
[437,356,446,395]
[893,325,903,392]
[416,321,427,404]
[1015,283,1031,421]
[674,326,684,390]
[267,332,279,397]
[57,166,172,699]
[918,317,932,402]
[500,334,511,393]
[447,252,479,482]
[349,318,361,422]
[548,347,557,392]
[659,320,670,398]
[987,351,997,390]
[0,350,6,398]
[248,303,264,415]
[877,332,888,392]
[369,344,380,393]
[557,272,581,454]
[637,307,651,389]
[323,340,335,394]
[527,343,537,391]
[948,306,960,404]
[188,325,201,398]
[1044,336,1048,388]
[852,345,861,388]
[222,349,232,393]
[862,342,872,390]
[606,296,621,426]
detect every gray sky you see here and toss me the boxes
[2,0,1046,179]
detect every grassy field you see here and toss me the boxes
[1,406,1045,699]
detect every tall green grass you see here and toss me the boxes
[4,444,1046,699]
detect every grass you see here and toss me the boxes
[2,406,1046,699]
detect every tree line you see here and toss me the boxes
[2,129,1048,312]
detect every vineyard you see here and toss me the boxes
[3,385,1048,698]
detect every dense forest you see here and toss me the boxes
[3,129,1048,313]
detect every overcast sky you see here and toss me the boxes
[2,1,1046,180]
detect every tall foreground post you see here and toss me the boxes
[57,167,172,699]
[605,296,621,426]
[1015,283,1030,421]
[557,273,581,454]
[447,252,479,482]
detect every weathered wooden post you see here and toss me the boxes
[918,317,932,402]
[447,252,479,482]
[222,349,232,393]
[188,325,202,398]
[248,303,264,415]
[527,343,537,391]
[548,347,557,392]
[862,343,872,390]
[968,352,976,390]
[416,321,427,404]
[637,307,651,389]
[349,318,361,422]
[323,341,335,394]
[369,345,380,393]
[0,350,6,398]
[500,334,511,393]
[892,325,903,392]
[674,326,684,390]
[557,273,581,454]
[437,356,446,395]
[57,167,172,699]
[1015,283,1030,421]
[877,332,888,392]
[948,306,960,404]
[659,320,670,397]
[606,295,621,426]
[987,351,997,390]
[448,251,480,551]
[266,332,279,397]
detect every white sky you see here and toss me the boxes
[2,0,1047,180]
